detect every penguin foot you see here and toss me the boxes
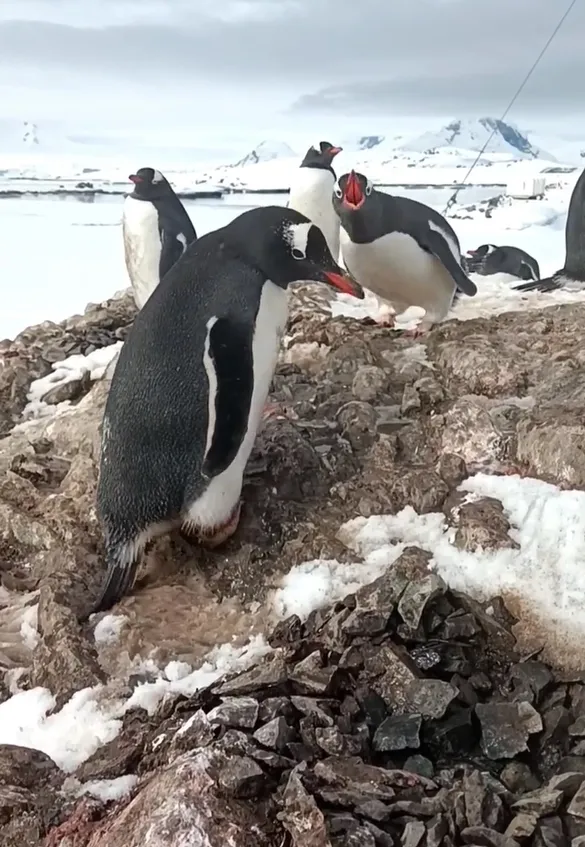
[183,502,242,550]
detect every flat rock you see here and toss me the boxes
[476,701,543,759]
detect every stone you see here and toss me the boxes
[373,714,422,751]
[365,644,420,710]
[403,679,458,719]
[398,573,445,630]
[315,726,362,757]
[511,788,563,817]
[505,813,539,840]
[217,755,265,798]
[253,716,293,751]
[569,782,585,818]
[0,745,58,789]
[476,701,543,759]
[217,656,288,695]
[352,366,387,402]
[401,820,426,847]
[404,754,435,780]
[278,766,331,847]
[288,651,341,695]
[460,826,519,846]
[207,696,259,730]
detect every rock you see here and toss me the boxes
[207,697,260,730]
[289,651,341,696]
[403,679,458,719]
[253,717,293,751]
[352,366,387,402]
[569,782,585,818]
[364,643,420,710]
[85,750,271,846]
[401,820,426,846]
[505,813,539,839]
[398,573,445,630]
[217,754,266,798]
[373,714,422,751]
[218,655,288,695]
[476,701,543,758]
[511,788,563,817]
[279,767,332,847]
[0,745,58,789]
[460,825,519,846]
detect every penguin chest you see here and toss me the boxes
[289,170,340,259]
[340,229,455,318]
[122,197,163,309]
[185,281,289,529]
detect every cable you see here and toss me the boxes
[443,0,580,216]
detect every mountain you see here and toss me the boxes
[234,140,297,167]
[401,118,556,161]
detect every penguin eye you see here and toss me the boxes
[292,248,305,260]
[365,182,373,196]
[334,185,342,198]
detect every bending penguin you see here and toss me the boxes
[94,205,364,612]
[465,244,540,282]
[332,170,477,330]
[514,166,585,293]
[122,167,197,309]
[288,141,343,261]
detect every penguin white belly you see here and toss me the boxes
[122,196,162,309]
[340,229,456,322]
[288,169,340,260]
[185,281,289,529]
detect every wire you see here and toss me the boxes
[443,0,580,216]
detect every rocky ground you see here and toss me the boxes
[1,288,585,844]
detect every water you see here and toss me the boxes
[0,184,513,339]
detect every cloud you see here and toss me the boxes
[0,0,584,131]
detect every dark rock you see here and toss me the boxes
[509,661,553,701]
[291,697,335,726]
[0,745,58,789]
[404,754,435,779]
[373,713,422,751]
[403,679,458,719]
[207,696,259,729]
[476,701,543,758]
[535,816,565,847]
[511,788,563,816]
[253,716,293,752]
[217,754,265,798]
[569,782,585,818]
[315,726,362,757]
[42,372,91,405]
[257,696,294,723]
[500,762,541,794]
[217,655,288,695]
[460,826,519,846]
[289,651,341,695]
[364,644,420,710]
[398,573,445,630]
[278,766,330,847]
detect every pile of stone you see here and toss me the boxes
[5,547,585,845]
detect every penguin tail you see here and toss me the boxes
[513,275,560,293]
[92,537,142,613]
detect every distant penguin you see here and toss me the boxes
[288,141,343,260]
[514,166,585,293]
[465,243,540,281]
[122,167,197,309]
[332,170,477,329]
[93,205,364,612]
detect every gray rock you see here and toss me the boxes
[207,697,260,730]
[217,754,265,798]
[252,716,293,751]
[403,679,458,719]
[511,788,563,817]
[373,714,422,751]
[569,782,585,818]
[476,701,543,758]
[288,651,340,695]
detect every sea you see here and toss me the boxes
[0,184,503,340]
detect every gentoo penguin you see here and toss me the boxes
[122,167,197,309]
[332,170,477,330]
[93,205,364,612]
[465,244,540,282]
[514,166,585,293]
[288,141,342,260]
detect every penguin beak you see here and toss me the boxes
[329,146,342,156]
[343,170,364,209]
[129,174,142,183]
[322,270,365,299]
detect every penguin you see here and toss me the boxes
[288,141,343,261]
[514,166,585,293]
[93,205,364,612]
[332,170,477,331]
[122,167,197,309]
[465,244,540,282]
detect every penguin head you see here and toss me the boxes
[225,206,364,298]
[128,167,171,200]
[333,170,373,213]
[467,244,496,260]
[300,141,343,172]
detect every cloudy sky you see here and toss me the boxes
[1,0,584,146]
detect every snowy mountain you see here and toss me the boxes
[234,140,297,167]
[402,118,555,161]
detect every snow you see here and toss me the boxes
[22,342,123,421]
[75,775,139,802]
[93,614,127,646]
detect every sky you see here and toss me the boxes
[1,0,584,151]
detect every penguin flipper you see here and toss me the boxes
[160,230,187,280]
[202,317,254,479]
[420,228,478,296]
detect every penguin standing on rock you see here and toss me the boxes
[465,244,540,282]
[122,167,197,309]
[93,205,364,612]
[514,166,585,293]
[333,170,477,331]
[288,141,343,260]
